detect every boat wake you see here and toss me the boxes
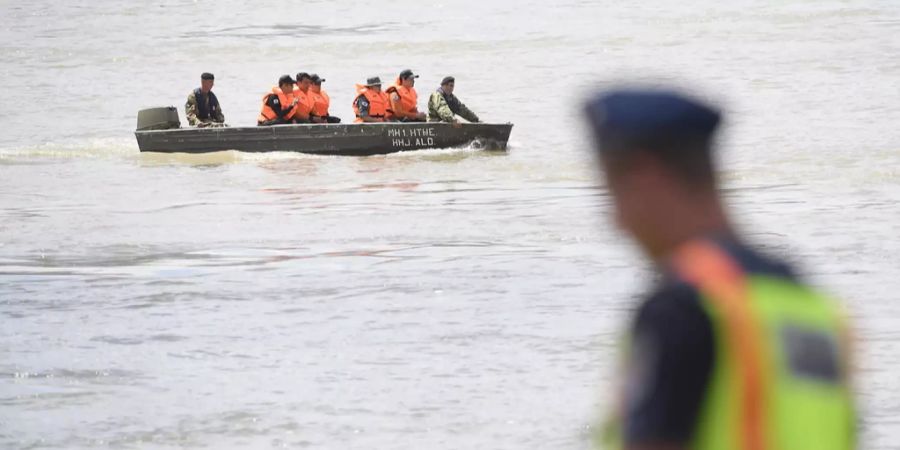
[0,136,512,166]
[0,137,138,161]
[381,140,511,159]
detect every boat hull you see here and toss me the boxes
[134,122,513,156]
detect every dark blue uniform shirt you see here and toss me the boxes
[623,238,796,445]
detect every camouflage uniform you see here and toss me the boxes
[427,88,479,123]
[185,90,225,127]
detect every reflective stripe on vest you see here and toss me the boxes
[352,85,388,122]
[671,240,854,450]
[672,241,768,450]
[257,86,294,122]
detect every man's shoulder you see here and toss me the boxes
[624,277,716,445]
[636,238,798,324]
[186,91,197,102]
[638,278,706,326]
[719,239,797,280]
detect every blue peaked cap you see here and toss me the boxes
[584,89,721,146]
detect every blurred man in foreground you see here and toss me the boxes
[583,88,855,450]
[185,72,226,127]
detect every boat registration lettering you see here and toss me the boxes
[388,127,436,148]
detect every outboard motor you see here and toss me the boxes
[136,107,181,131]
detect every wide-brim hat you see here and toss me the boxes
[365,76,382,86]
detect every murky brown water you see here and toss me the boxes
[1,1,898,448]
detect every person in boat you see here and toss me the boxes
[427,76,480,124]
[583,88,856,450]
[385,69,426,122]
[257,75,300,126]
[309,74,340,123]
[352,76,389,123]
[185,72,226,128]
[291,72,315,124]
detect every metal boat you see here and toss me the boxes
[134,107,512,156]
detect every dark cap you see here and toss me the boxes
[278,74,295,86]
[399,69,419,80]
[584,88,720,152]
[296,72,311,82]
[310,73,325,84]
[441,76,455,85]
[201,72,215,80]
[365,76,382,86]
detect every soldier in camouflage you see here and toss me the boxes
[185,72,226,128]
[427,76,480,124]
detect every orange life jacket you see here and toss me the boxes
[310,87,330,117]
[385,78,419,120]
[291,85,314,121]
[258,86,295,122]
[352,85,388,122]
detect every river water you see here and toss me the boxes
[1,1,898,448]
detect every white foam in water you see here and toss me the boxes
[0,137,138,160]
